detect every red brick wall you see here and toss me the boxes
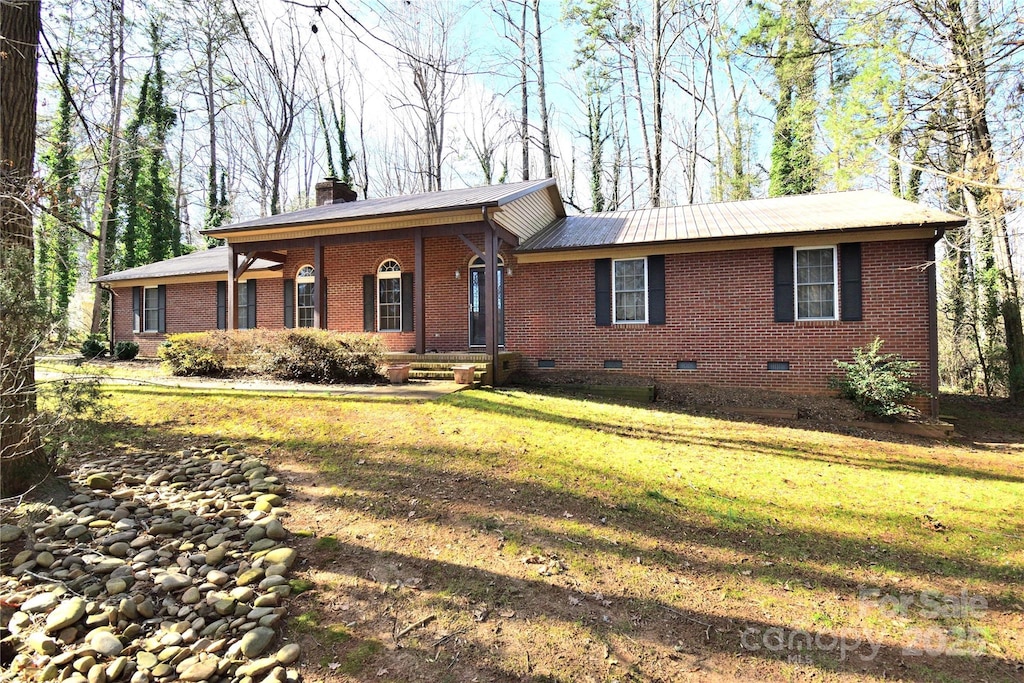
[112,282,217,357]
[504,239,935,394]
[112,237,935,400]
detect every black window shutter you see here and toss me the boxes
[283,279,295,328]
[216,281,227,330]
[595,258,612,326]
[132,286,141,333]
[363,274,375,332]
[401,272,414,332]
[247,279,257,329]
[648,255,666,325]
[840,242,863,321]
[773,247,795,322]
[320,277,327,329]
[157,285,167,333]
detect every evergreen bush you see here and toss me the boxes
[113,341,139,361]
[831,338,922,419]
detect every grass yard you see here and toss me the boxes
[60,380,1024,682]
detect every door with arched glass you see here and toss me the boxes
[468,256,504,347]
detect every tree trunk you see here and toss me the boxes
[533,0,552,179]
[1,0,48,496]
[90,0,125,334]
[519,0,529,180]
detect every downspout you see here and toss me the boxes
[928,229,946,418]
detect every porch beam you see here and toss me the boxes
[414,228,425,353]
[226,244,239,330]
[230,219,519,255]
[459,234,484,260]
[251,250,286,264]
[235,253,257,280]
[313,237,323,329]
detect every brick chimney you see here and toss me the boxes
[315,177,358,205]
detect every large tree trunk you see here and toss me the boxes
[1,0,48,496]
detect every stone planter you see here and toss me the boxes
[386,364,411,384]
[452,364,477,385]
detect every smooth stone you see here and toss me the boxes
[106,656,128,680]
[236,568,264,586]
[244,526,266,543]
[39,662,59,680]
[158,573,193,591]
[249,539,276,553]
[151,663,173,677]
[237,656,277,677]
[239,627,275,658]
[137,598,155,618]
[22,591,59,613]
[178,659,219,682]
[253,594,279,608]
[264,563,288,577]
[204,547,226,565]
[213,599,236,616]
[205,570,229,586]
[74,655,97,673]
[181,587,201,604]
[108,542,131,558]
[264,520,286,541]
[149,522,184,535]
[27,632,58,655]
[45,597,86,634]
[89,631,123,657]
[87,663,107,683]
[93,558,124,574]
[36,550,56,568]
[106,579,127,595]
[65,524,89,539]
[256,494,282,508]
[275,644,300,665]
[262,548,296,569]
[136,651,158,669]
[86,474,114,490]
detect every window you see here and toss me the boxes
[143,286,160,332]
[377,259,402,332]
[296,265,315,328]
[237,281,250,330]
[613,257,647,323]
[795,247,837,320]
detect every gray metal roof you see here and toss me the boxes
[203,178,558,235]
[94,246,280,283]
[517,190,965,252]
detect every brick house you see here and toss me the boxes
[94,179,964,413]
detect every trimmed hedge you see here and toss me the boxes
[80,334,107,359]
[159,329,385,383]
[113,341,140,361]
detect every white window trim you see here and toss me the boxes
[612,256,649,325]
[794,246,838,321]
[237,280,249,330]
[142,285,160,333]
[296,264,315,328]
[377,259,402,332]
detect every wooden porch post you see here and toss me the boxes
[484,219,498,371]
[414,228,425,353]
[226,244,238,330]
[313,237,323,329]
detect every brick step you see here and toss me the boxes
[405,362,488,371]
[409,369,486,381]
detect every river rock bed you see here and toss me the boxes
[0,444,302,683]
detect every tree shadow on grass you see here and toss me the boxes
[287,534,1019,683]
[447,390,1024,485]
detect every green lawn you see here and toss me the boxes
[59,380,1024,681]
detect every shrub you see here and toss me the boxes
[159,333,225,376]
[80,334,107,359]
[831,338,922,419]
[252,330,385,383]
[113,340,139,361]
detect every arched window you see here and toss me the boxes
[377,259,402,332]
[296,265,315,328]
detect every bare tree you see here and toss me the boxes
[230,2,310,215]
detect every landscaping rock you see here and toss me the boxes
[44,597,86,634]
[239,626,275,658]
